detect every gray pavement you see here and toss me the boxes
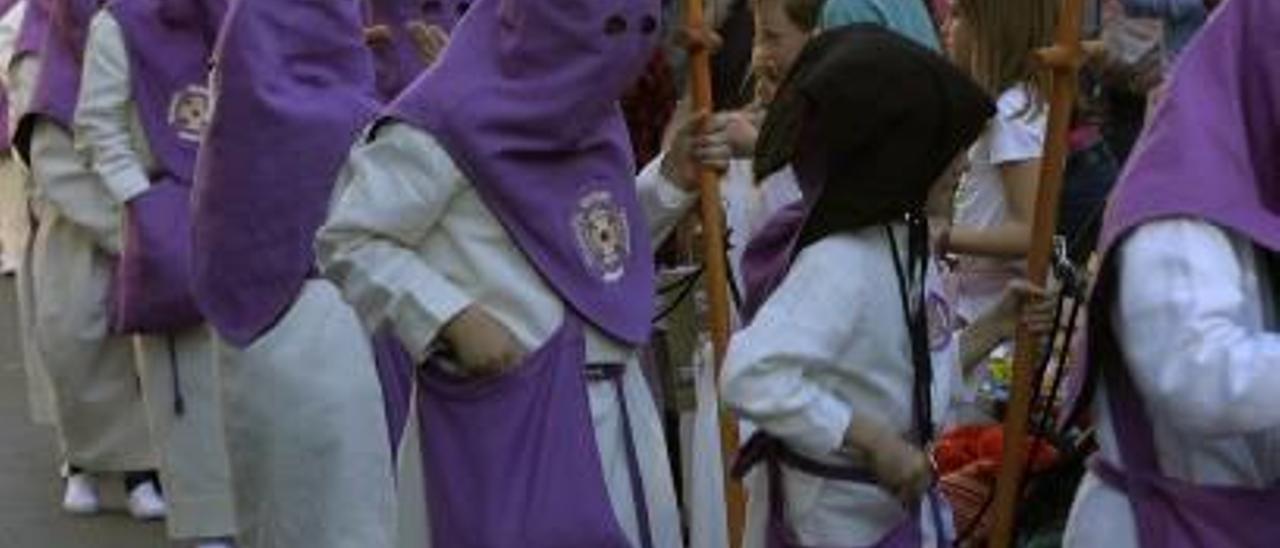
[0,276,169,548]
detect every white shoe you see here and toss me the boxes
[62,474,101,515]
[126,481,167,521]
[196,540,235,548]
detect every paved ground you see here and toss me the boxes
[0,276,169,547]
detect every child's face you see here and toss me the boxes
[753,0,810,94]
[945,15,973,71]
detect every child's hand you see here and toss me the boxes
[718,110,760,157]
[992,280,1055,339]
[441,306,525,378]
[407,22,450,67]
[661,111,733,191]
[844,418,933,506]
[363,24,393,46]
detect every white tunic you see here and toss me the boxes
[317,123,692,548]
[953,86,1045,322]
[0,0,27,271]
[722,226,956,548]
[1064,219,1280,547]
[74,12,235,539]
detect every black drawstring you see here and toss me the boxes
[168,336,185,416]
[884,217,934,447]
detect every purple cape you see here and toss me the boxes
[108,0,225,186]
[362,0,461,100]
[13,0,95,161]
[385,0,662,345]
[192,0,381,345]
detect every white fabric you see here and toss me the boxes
[77,15,235,540]
[317,123,691,548]
[28,120,152,471]
[10,52,57,427]
[952,85,1045,321]
[1064,220,1280,548]
[75,12,155,202]
[721,226,956,547]
[215,280,397,548]
[0,1,27,269]
[134,327,236,539]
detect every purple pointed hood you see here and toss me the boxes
[384,0,662,343]
[191,0,381,345]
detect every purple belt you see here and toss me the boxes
[732,433,947,548]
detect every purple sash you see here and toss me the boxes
[1088,349,1280,548]
[733,433,943,548]
[372,327,413,460]
[414,315,644,547]
[110,177,202,334]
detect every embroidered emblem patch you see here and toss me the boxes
[168,85,213,143]
[927,291,956,351]
[573,190,631,282]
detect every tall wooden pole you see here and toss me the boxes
[987,0,1085,546]
[680,5,745,547]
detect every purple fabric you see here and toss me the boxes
[385,0,661,345]
[362,0,461,100]
[415,315,632,547]
[14,0,95,159]
[191,0,380,346]
[111,178,203,333]
[371,327,413,459]
[105,0,224,334]
[0,0,20,150]
[738,200,807,323]
[109,0,224,187]
[1069,2,1280,545]
[13,0,48,59]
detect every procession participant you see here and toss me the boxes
[315,0,730,543]
[819,0,940,50]
[1064,0,1280,545]
[721,25,993,547]
[0,0,25,275]
[74,0,234,544]
[192,0,400,544]
[3,0,60,430]
[13,0,159,518]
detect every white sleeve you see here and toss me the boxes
[987,89,1046,165]
[0,1,27,87]
[315,124,475,363]
[636,152,697,244]
[720,235,867,456]
[1115,220,1280,437]
[73,12,150,204]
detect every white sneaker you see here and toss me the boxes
[196,540,235,548]
[62,474,101,515]
[126,481,167,521]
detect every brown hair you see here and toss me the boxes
[953,0,1056,117]
[784,0,825,31]
[753,0,825,32]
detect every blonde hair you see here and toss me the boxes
[954,0,1057,117]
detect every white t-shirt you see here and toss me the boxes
[952,85,1046,321]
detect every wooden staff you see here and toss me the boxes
[680,2,745,546]
[987,0,1085,546]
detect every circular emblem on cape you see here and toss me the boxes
[573,190,631,283]
[168,84,213,143]
[927,291,956,351]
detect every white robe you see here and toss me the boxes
[6,0,57,429]
[27,118,152,471]
[212,280,397,548]
[73,12,235,538]
[721,226,957,548]
[1063,220,1280,548]
[317,123,692,548]
[0,0,25,272]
